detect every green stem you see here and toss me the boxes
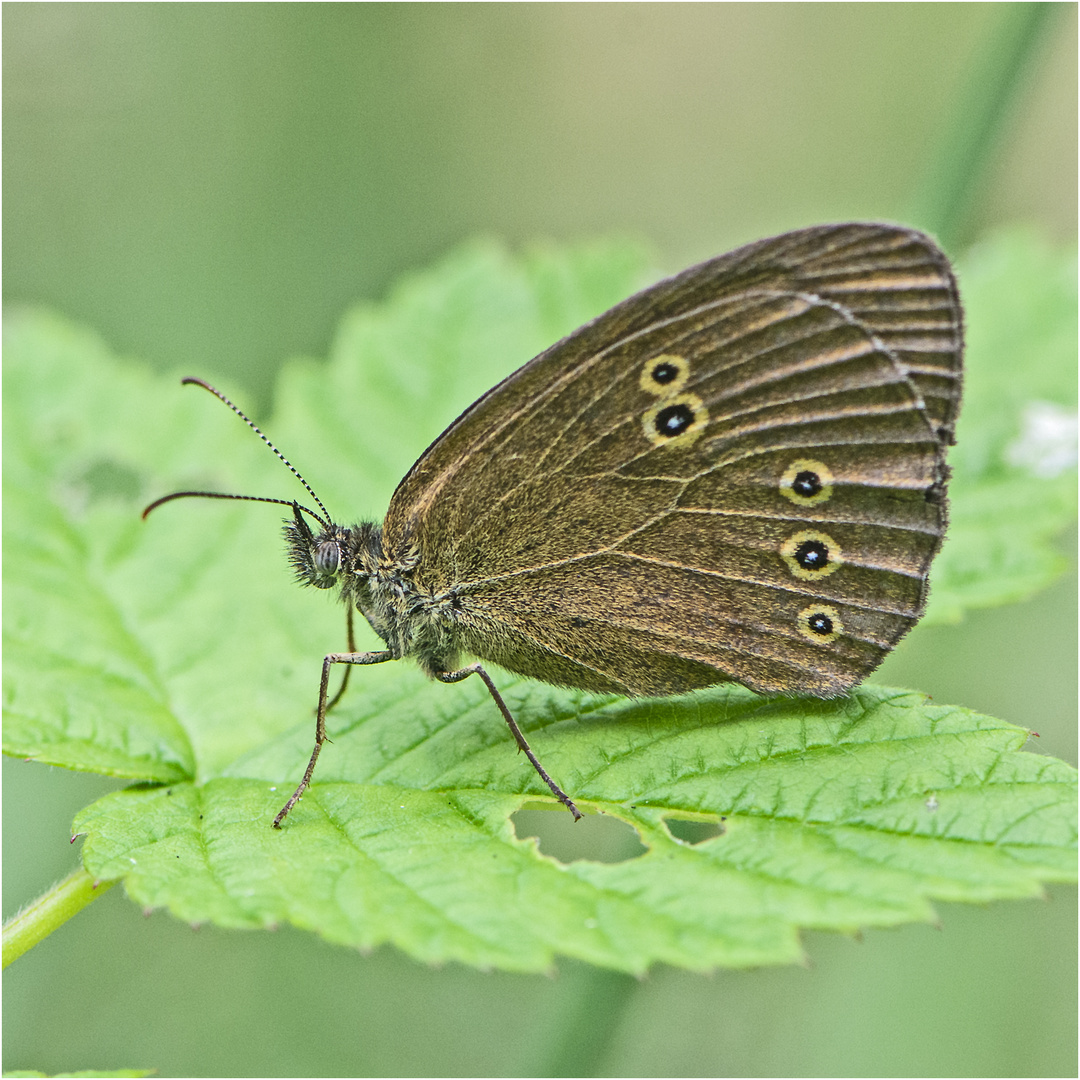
[2,867,117,968]
[909,2,1058,249]
[537,963,640,1077]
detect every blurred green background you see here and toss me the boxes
[4,4,1076,1077]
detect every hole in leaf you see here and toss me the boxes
[663,816,724,845]
[512,806,647,864]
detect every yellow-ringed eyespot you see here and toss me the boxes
[780,458,834,506]
[642,392,708,447]
[780,529,842,579]
[796,604,843,643]
[639,353,691,396]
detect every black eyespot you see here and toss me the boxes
[792,470,822,498]
[794,539,829,571]
[780,458,834,506]
[640,354,691,396]
[642,390,707,446]
[781,530,842,580]
[655,403,694,437]
[796,603,843,643]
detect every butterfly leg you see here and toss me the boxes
[323,605,357,715]
[437,663,582,821]
[272,647,394,829]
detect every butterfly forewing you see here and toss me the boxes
[383,224,962,697]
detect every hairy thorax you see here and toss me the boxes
[349,525,464,677]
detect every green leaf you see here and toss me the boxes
[926,231,1078,622]
[4,235,1076,972]
[2,1072,154,1078]
[3,316,195,782]
[73,684,1075,973]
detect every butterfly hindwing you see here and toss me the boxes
[383,224,962,696]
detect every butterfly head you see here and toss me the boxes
[284,503,352,590]
[143,376,376,596]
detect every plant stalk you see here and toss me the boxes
[909,2,1058,250]
[2,867,117,968]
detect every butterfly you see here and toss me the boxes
[145,223,963,825]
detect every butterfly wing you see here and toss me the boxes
[383,224,962,696]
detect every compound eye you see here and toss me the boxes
[314,540,341,577]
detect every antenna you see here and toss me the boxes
[141,378,333,529]
[141,490,328,530]
[181,377,333,522]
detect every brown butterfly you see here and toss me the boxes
[145,223,963,825]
